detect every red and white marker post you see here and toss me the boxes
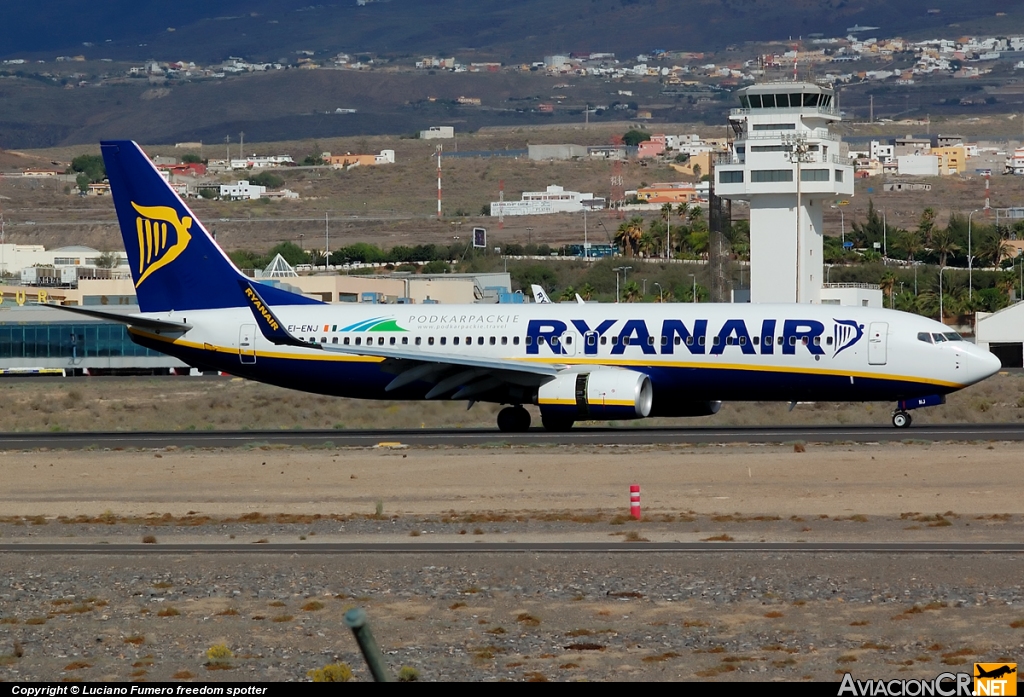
[630,484,641,520]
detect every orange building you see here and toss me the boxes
[636,182,699,204]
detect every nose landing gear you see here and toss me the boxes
[891,395,946,428]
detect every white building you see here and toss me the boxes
[976,303,1024,367]
[1005,148,1024,175]
[220,181,266,200]
[715,82,855,304]
[0,244,129,280]
[420,126,454,140]
[490,185,599,216]
[229,155,294,169]
[870,140,894,163]
[898,155,940,177]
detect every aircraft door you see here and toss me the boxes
[560,330,579,357]
[867,322,888,365]
[239,324,257,364]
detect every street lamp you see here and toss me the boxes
[968,209,981,301]
[831,204,846,247]
[653,282,664,303]
[939,266,952,324]
[526,227,533,246]
[688,273,697,303]
[613,265,632,303]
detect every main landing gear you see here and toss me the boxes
[497,406,531,433]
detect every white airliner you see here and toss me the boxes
[54,140,1002,432]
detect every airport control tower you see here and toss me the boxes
[715,82,854,304]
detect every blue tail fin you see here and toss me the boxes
[100,140,320,313]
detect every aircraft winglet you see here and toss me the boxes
[238,280,321,349]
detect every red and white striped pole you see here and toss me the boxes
[630,484,641,520]
[436,144,442,219]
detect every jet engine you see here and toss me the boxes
[537,369,653,421]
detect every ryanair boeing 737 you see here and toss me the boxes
[55,140,1002,431]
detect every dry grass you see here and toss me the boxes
[156,607,180,617]
[302,601,324,612]
[123,635,145,645]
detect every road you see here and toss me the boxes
[1,423,1022,449]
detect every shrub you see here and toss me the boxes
[205,644,233,666]
[307,663,353,682]
[397,666,419,682]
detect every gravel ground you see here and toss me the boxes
[1,553,1022,682]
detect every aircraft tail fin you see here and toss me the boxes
[100,140,320,313]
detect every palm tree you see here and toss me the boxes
[896,228,923,263]
[579,283,595,301]
[622,281,643,302]
[614,217,644,257]
[660,203,674,259]
[879,271,896,309]
[975,230,1012,268]
[918,207,936,245]
[559,286,577,302]
[929,227,959,267]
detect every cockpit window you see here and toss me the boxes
[917,332,933,344]
[932,333,947,343]
[943,332,962,341]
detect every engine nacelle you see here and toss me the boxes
[537,369,653,421]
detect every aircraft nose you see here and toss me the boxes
[968,345,1002,384]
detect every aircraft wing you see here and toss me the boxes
[43,303,192,332]
[239,280,561,399]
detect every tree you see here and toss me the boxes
[75,173,90,193]
[918,207,936,244]
[95,251,120,269]
[266,241,308,266]
[621,129,651,147]
[578,283,595,301]
[249,171,284,189]
[929,226,960,267]
[69,154,105,183]
[691,164,702,180]
[181,153,202,164]
[614,217,644,257]
[895,228,923,262]
[559,286,577,302]
[879,271,896,309]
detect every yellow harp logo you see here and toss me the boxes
[131,202,193,287]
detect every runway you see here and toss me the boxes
[1,423,1022,449]
[3,541,1024,554]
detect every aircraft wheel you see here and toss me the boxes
[497,406,531,433]
[541,413,575,432]
[892,411,912,429]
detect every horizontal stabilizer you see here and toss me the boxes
[44,304,191,332]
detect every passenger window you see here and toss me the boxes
[551,336,559,346]
[402,337,408,345]
[332,337,338,344]
[752,336,759,345]
[790,336,797,346]
[764,336,772,345]
[685,336,693,346]
[389,337,396,345]
[378,337,385,346]
[538,337,546,345]
[320,337,326,343]
[477,337,484,345]
[661,336,668,346]
[713,336,721,346]
[525,336,532,346]
[587,335,596,346]
[501,336,508,345]
[675,336,682,346]
[740,336,747,345]
[647,336,655,346]
[601,336,607,345]
[611,336,618,345]
[428,337,435,345]
[812,337,820,346]
[826,336,833,345]
[564,336,571,345]
[698,336,705,346]
[466,336,471,345]
[415,337,422,346]
[344,337,350,345]
[490,337,496,345]
[440,337,447,346]
[726,337,734,346]
[801,337,809,346]
[355,337,362,346]
[513,336,520,345]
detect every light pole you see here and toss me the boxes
[689,273,697,303]
[642,278,647,296]
[939,266,951,324]
[613,265,631,303]
[831,204,845,247]
[526,227,533,247]
[654,282,663,302]
[968,209,980,301]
